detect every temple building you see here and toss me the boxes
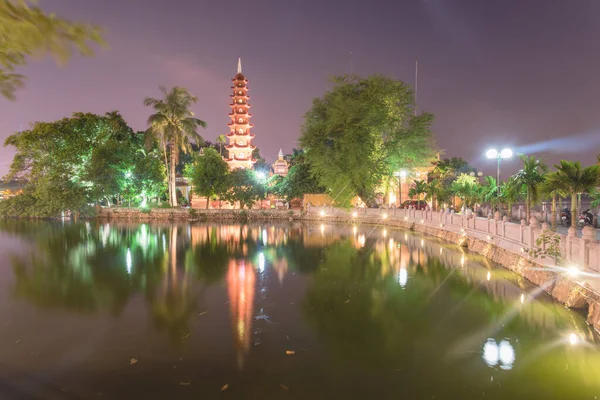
[271,149,289,177]
[223,58,256,170]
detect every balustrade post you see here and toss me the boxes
[567,227,576,264]
[581,226,598,271]
[520,219,526,244]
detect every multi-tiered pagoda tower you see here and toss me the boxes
[223,58,256,170]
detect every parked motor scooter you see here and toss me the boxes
[561,207,571,226]
[579,209,594,227]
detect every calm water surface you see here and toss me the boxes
[0,220,599,399]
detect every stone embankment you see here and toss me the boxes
[98,206,600,332]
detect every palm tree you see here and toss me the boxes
[539,172,568,228]
[499,177,524,219]
[552,161,600,228]
[144,87,207,207]
[425,179,441,210]
[216,134,227,156]
[512,155,548,222]
[408,180,428,209]
[479,176,498,212]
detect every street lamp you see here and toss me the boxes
[486,148,513,199]
[394,170,407,207]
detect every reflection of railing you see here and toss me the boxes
[306,205,600,273]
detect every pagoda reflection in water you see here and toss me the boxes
[226,259,256,370]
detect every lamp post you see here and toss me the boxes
[486,148,513,204]
[394,170,407,207]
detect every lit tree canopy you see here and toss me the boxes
[1,112,164,217]
[185,147,229,208]
[0,0,106,99]
[299,75,437,206]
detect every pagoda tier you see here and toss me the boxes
[224,58,256,170]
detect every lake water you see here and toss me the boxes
[0,220,598,399]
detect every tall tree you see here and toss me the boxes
[408,180,428,209]
[185,148,229,209]
[552,161,600,228]
[539,172,568,228]
[299,75,436,206]
[512,155,548,222]
[275,149,326,202]
[222,169,262,209]
[216,134,227,156]
[144,86,206,207]
[499,177,525,219]
[0,0,106,100]
[2,112,152,217]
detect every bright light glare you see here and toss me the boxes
[487,271,491,281]
[258,252,265,272]
[569,333,579,346]
[320,224,325,234]
[353,225,358,234]
[483,339,499,366]
[382,213,388,219]
[567,265,581,277]
[500,148,513,159]
[398,267,408,288]
[498,340,515,368]
[262,229,268,246]
[486,149,498,159]
[520,293,525,304]
[383,229,387,237]
[126,248,132,274]
[256,171,266,180]
[352,211,358,218]
[319,210,325,217]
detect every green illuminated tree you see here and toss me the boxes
[408,179,428,208]
[275,149,326,202]
[222,169,262,209]
[144,86,206,207]
[0,0,106,100]
[551,161,600,228]
[512,155,548,222]
[299,75,437,206]
[185,147,229,208]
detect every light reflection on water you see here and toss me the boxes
[0,220,598,399]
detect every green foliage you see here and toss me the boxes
[430,157,476,187]
[500,176,525,217]
[185,147,228,208]
[528,232,565,266]
[2,112,164,217]
[274,149,326,202]
[0,0,106,100]
[299,75,437,206]
[408,180,428,208]
[450,173,480,208]
[222,169,262,209]
[479,176,498,209]
[551,160,600,227]
[512,155,548,221]
[144,86,206,207]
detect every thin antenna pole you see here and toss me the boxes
[414,59,418,116]
[350,50,353,75]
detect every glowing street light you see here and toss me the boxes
[255,171,266,180]
[486,148,513,200]
[393,170,407,207]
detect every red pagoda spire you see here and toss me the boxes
[223,58,256,170]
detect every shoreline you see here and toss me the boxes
[97,207,600,332]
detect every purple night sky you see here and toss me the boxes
[1,0,600,177]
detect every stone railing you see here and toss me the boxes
[306,205,600,273]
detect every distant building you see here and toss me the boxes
[271,149,289,177]
[223,58,256,170]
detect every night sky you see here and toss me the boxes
[1,0,600,177]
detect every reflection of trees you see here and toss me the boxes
[302,236,594,393]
